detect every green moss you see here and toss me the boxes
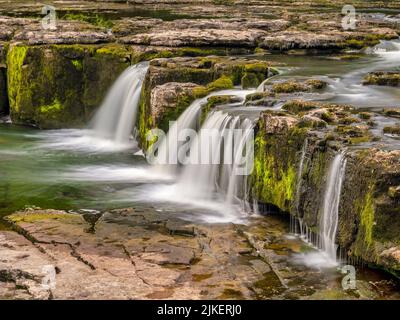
[71,59,83,71]
[360,188,375,247]
[363,72,400,87]
[200,95,237,123]
[241,72,259,89]
[6,45,28,112]
[359,112,372,120]
[383,125,400,135]
[95,45,130,58]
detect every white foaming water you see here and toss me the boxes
[326,39,400,107]
[291,153,347,269]
[91,62,149,143]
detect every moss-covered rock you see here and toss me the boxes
[249,112,305,212]
[6,43,131,128]
[0,65,8,114]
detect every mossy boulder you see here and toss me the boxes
[6,43,131,129]
[0,65,8,114]
[249,112,305,213]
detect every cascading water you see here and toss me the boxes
[320,152,347,262]
[90,62,149,144]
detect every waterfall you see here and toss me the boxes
[175,110,254,203]
[291,152,347,268]
[320,152,347,262]
[90,62,149,143]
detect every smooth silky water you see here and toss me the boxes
[0,40,399,294]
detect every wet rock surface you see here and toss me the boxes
[1,208,398,300]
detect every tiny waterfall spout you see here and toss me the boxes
[320,152,347,262]
[90,62,149,143]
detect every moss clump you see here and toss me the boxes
[363,72,400,87]
[383,109,400,118]
[8,212,79,224]
[39,99,62,114]
[61,13,114,29]
[359,112,372,120]
[200,95,238,123]
[282,100,319,114]
[250,119,307,212]
[342,34,385,50]
[359,188,375,247]
[71,59,83,71]
[338,116,360,125]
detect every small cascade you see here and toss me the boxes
[90,62,149,143]
[320,152,347,262]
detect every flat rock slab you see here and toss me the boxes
[1,208,399,300]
